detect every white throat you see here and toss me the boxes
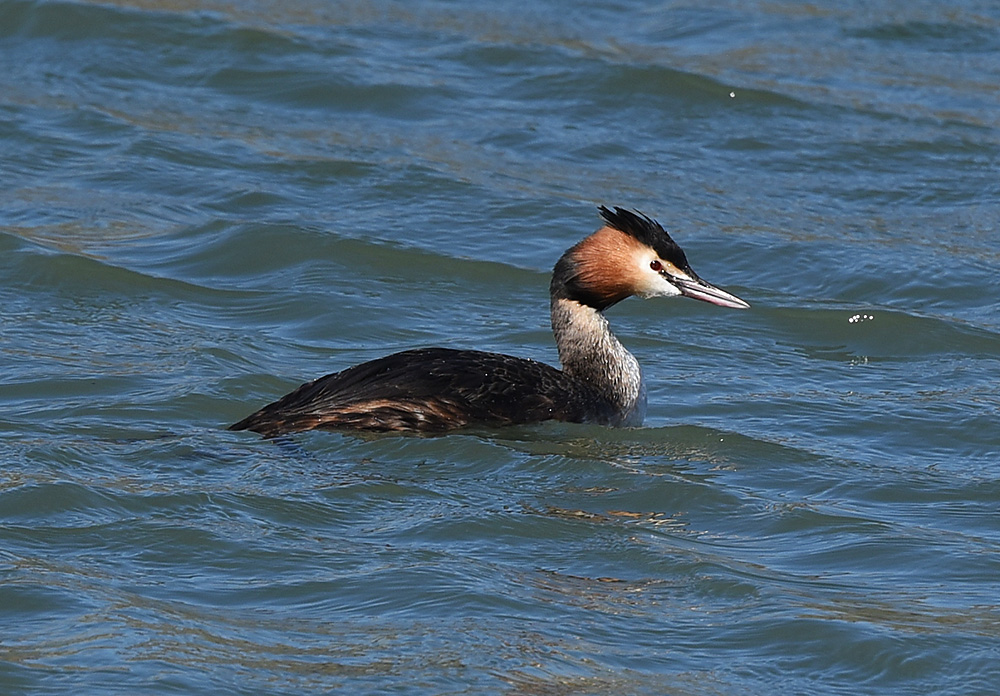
[550,297,646,426]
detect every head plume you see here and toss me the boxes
[598,206,693,276]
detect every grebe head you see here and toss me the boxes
[551,206,750,311]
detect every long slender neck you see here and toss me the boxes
[549,296,646,426]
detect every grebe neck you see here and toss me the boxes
[550,296,646,426]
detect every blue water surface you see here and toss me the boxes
[2,1,999,694]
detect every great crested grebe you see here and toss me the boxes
[230,206,749,436]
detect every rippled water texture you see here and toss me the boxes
[2,0,999,693]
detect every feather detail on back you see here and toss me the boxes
[229,348,616,436]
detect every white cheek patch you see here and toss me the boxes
[649,279,683,299]
[635,256,684,298]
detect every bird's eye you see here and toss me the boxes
[650,259,663,272]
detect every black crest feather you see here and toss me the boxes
[598,205,692,273]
